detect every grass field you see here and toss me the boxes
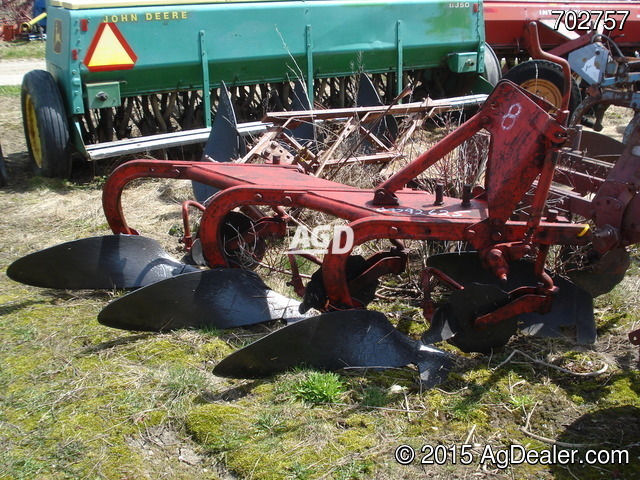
[0,39,44,60]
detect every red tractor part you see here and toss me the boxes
[9,77,585,359]
[485,2,640,59]
[2,24,17,42]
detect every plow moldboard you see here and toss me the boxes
[213,310,453,386]
[7,235,196,290]
[98,268,305,331]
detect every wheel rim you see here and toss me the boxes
[519,78,563,109]
[24,94,43,168]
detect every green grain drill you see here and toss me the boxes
[22,0,497,177]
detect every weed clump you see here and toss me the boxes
[293,371,347,405]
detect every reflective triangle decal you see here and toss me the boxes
[85,22,137,72]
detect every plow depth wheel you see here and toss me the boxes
[503,60,581,113]
[21,70,71,178]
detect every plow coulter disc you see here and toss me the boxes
[98,269,305,331]
[213,310,454,388]
[6,235,196,290]
[193,82,244,204]
[425,252,596,348]
[564,247,631,298]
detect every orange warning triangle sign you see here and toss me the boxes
[85,23,137,72]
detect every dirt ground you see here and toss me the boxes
[0,58,45,85]
[0,95,25,155]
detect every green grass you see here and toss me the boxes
[0,40,45,60]
[292,371,347,405]
[0,85,21,96]
[1,194,639,480]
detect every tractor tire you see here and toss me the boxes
[0,143,7,187]
[21,70,71,178]
[503,59,581,113]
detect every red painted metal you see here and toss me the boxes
[523,22,571,124]
[592,125,640,248]
[484,1,640,57]
[474,289,552,328]
[180,200,205,249]
[2,24,16,42]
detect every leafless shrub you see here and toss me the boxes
[408,112,489,197]
[1,0,31,23]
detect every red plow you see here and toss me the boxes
[8,24,640,386]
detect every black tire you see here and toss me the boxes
[0,143,7,187]
[503,59,581,113]
[21,70,71,178]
